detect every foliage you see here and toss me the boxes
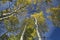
[8,33,21,40]
[9,16,19,26]
[8,34,17,40]
[1,0,60,40]
[31,11,48,32]
[4,16,19,32]
[2,0,7,3]
[49,7,60,27]
[23,18,37,40]
[45,0,52,3]
[0,33,8,40]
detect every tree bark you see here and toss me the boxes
[20,25,26,40]
[34,18,42,40]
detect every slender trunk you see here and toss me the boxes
[34,18,42,40]
[20,25,26,40]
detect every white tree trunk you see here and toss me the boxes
[35,18,42,40]
[20,25,26,40]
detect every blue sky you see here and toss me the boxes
[44,0,60,40]
[0,0,60,40]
